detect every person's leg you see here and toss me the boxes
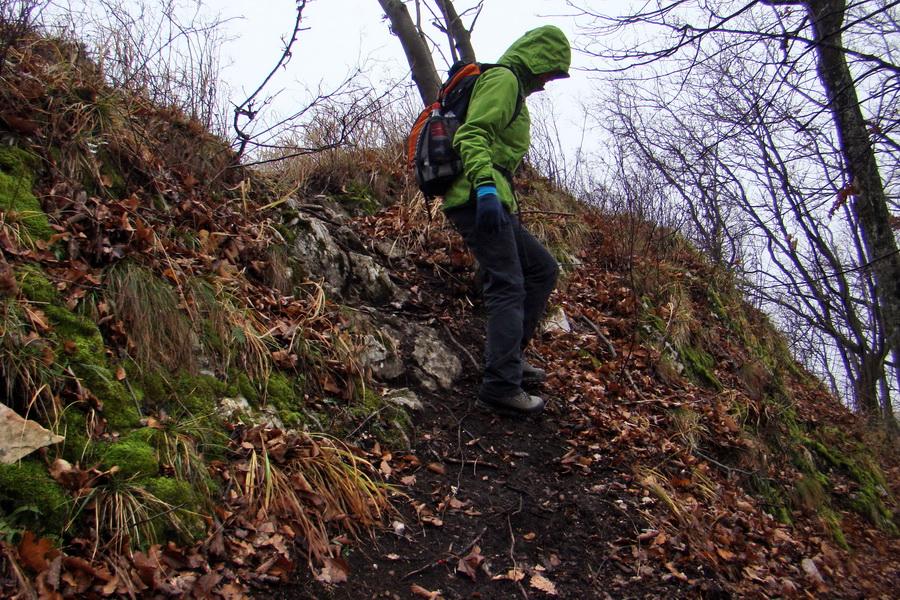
[446,205,524,397]
[511,219,560,350]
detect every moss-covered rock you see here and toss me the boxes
[0,460,68,534]
[171,371,230,417]
[264,371,305,425]
[57,407,91,463]
[679,344,724,391]
[0,146,53,245]
[100,433,160,479]
[144,476,207,542]
[18,266,141,431]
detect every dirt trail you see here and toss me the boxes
[275,354,697,599]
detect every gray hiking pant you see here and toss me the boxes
[446,203,559,397]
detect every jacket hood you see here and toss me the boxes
[498,25,571,92]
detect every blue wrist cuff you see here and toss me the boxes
[476,185,498,198]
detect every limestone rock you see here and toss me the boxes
[384,388,424,412]
[347,251,405,305]
[361,333,404,380]
[292,216,349,299]
[542,305,572,333]
[216,397,285,430]
[0,403,64,464]
[413,333,462,392]
[291,215,405,305]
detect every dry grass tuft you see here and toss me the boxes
[228,427,392,565]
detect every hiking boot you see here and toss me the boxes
[522,362,548,386]
[476,389,545,416]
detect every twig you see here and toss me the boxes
[233,1,308,157]
[518,210,575,217]
[695,451,758,477]
[507,513,529,599]
[442,322,480,370]
[622,369,648,401]
[581,315,617,358]
[444,456,500,469]
[401,526,487,581]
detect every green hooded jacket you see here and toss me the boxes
[442,25,571,212]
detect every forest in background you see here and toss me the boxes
[27,0,894,424]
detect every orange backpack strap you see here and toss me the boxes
[408,102,439,167]
[439,63,482,101]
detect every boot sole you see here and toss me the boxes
[475,398,544,416]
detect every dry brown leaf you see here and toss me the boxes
[530,573,558,595]
[410,584,443,599]
[492,568,526,582]
[217,582,250,600]
[316,557,350,583]
[18,531,59,572]
[456,546,484,581]
[426,462,446,475]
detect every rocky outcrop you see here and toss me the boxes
[359,314,463,392]
[291,211,407,307]
[288,205,460,392]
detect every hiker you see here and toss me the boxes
[443,25,571,415]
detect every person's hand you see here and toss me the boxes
[475,185,504,234]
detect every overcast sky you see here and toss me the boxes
[207,0,601,97]
[199,0,636,156]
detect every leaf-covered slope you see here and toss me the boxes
[0,26,898,600]
[328,199,900,599]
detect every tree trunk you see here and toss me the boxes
[804,0,900,418]
[376,0,441,105]
[435,0,476,64]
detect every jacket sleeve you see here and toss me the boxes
[453,68,520,189]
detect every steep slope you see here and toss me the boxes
[273,199,900,600]
[0,28,898,600]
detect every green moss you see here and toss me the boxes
[233,371,260,404]
[750,475,793,525]
[822,510,850,551]
[134,369,168,405]
[17,265,60,304]
[170,371,229,418]
[145,476,194,506]
[345,387,413,446]
[0,146,53,244]
[679,344,724,391]
[145,477,207,543]
[337,181,381,215]
[0,460,69,534]
[19,266,141,431]
[57,407,91,463]
[792,475,826,512]
[264,371,305,426]
[100,433,160,480]
[273,223,298,245]
[780,409,897,534]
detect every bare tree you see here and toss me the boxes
[376,0,483,105]
[579,0,900,423]
[377,0,441,105]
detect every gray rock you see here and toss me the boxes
[412,332,462,391]
[542,305,572,333]
[360,332,404,380]
[384,388,424,412]
[291,215,405,305]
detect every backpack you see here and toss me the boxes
[408,62,523,197]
